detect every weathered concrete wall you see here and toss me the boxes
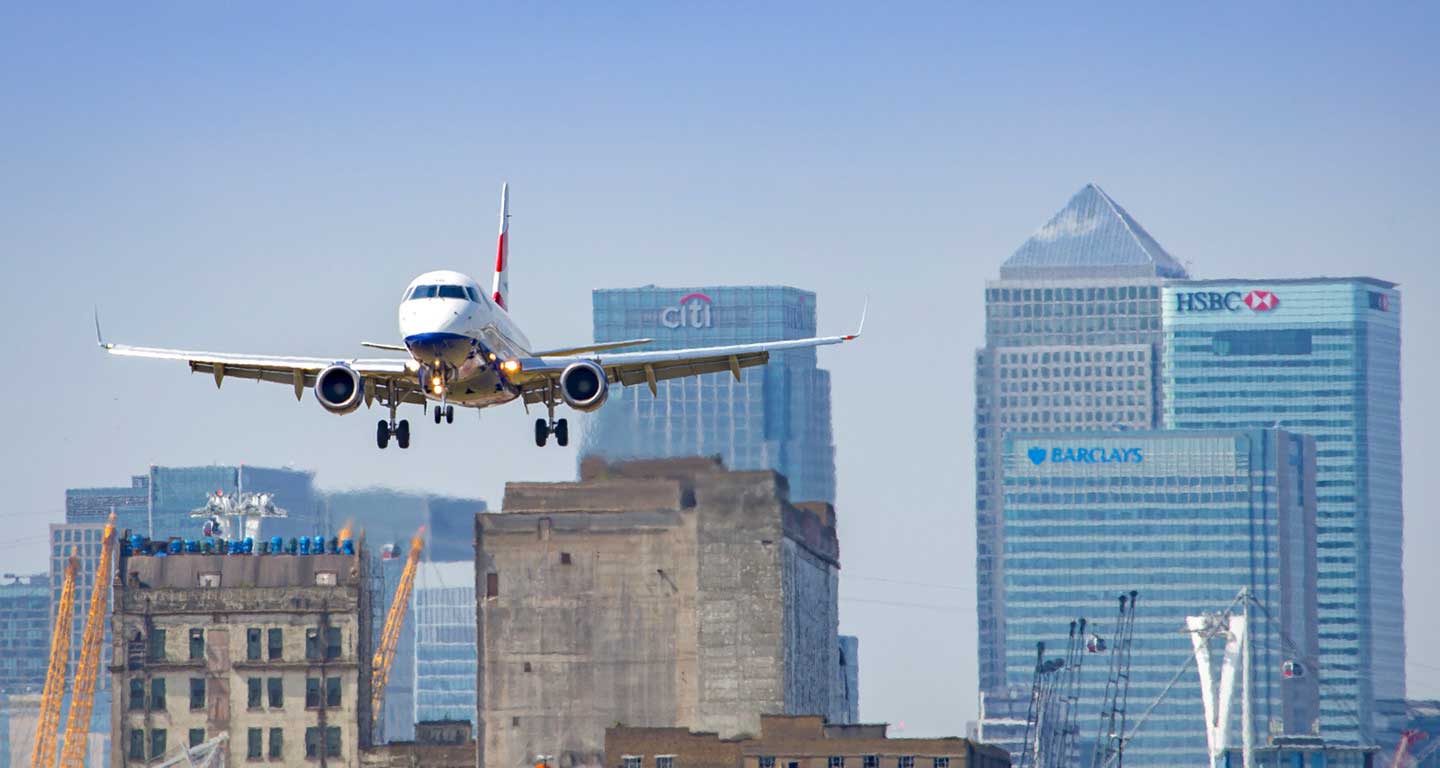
[780,540,838,722]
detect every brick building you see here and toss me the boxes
[361,720,476,768]
[605,715,1010,768]
[475,458,847,768]
[109,543,373,767]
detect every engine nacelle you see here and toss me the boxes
[314,363,364,415]
[559,361,609,412]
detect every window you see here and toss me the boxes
[248,728,263,759]
[189,678,205,710]
[197,572,221,588]
[150,677,166,710]
[438,285,468,300]
[267,628,283,660]
[759,759,775,768]
[189,629,205,660]
[408,285,439,300]
[129,730,145,760]
[324,627,341,660]
[148,629,167,661]
[623,758,643,768]
[247,677,262,709]
[305,678,321,708]
[268,677,284,708]
[129,679,145,710]
[247,628,262,660]
[1211,329,1313,356]
[189,729,206,748]
[933,759,949,768]
[486,572,499,598]
[657,757,674,768]
[899,758,915,768]
[465,286,481,303]
[305,629,320,660]
[304,726,341,758]
[863,757,878,768]
[326,677,341,707]
[305,727,321,758]
[829,759,845,768]
[269,728,283,759]
[151,729,167,761]
[325,727,341,758]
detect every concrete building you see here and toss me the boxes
[992,429,1320,766]
[0,693,40,768]
[361,720,476,768]
[833,635,860,726]
[585,286,837,505]
[0,574,50,693]
[475,457,845,768]
[1163,277,1402,743]
[110,542,373,767]
[973,184,1187,694]
[605,715,1012,768]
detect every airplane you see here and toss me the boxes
[98,183,863,450]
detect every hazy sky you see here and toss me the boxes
[2,2,1436,737]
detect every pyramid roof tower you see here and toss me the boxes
[1001,184,1188,279]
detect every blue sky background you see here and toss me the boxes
[2,1,1436,736]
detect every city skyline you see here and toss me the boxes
[2,1,1437,740]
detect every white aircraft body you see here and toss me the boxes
[100,184,862,449]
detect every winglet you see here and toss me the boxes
[94,308,113,350]
[842,297,868,341]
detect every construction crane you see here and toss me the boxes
[1091,591,1139,768]
[154,733,229,768]
[33,552,79,768]
[371,527,424,723]
[60,513,118,768]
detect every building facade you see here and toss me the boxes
[412,562,476,728]
[974,184,1188,693]
[0,574,50,694]
[1163,277,1402,742]
[585,286,837,504]
[997,429,1320,766]
[109,543,373,767]
[605,715,1012,768]
[475,458,844,768]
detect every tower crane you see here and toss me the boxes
[371,527,424,723]
[61,513,118,768]
[33,552,79,768]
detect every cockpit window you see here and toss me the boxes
[408,284,478,301]
[408,285,438,300]
[464,287,481,303]
[438,285,468,300]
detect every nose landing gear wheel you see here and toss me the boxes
[445,405,454,424]
[534,418,548,447]
[434,406,443,424]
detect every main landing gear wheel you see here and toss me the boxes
[395,419,410,449]
[377,420,390,449]
[534,417,570,447]
[535,418,549,447]
[554,418,569,447]
[378,418,411,450]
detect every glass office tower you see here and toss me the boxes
[1001,429,1320,767]
[412,562,477,726]
[974,184,1187,693]
[1163,277,1403,743]
[585,286,836,504]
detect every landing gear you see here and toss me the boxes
[377,389,410,450]
[433,404,455,425]
[535,418,548,447]
[534,393,569,447]
[554,418,569,447]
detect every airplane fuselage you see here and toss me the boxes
[398,269,532,407]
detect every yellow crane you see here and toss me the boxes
[60,513,117,768]
[370,527,424,722]
[33,552,78,768]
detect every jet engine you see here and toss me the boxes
[559,361,609,412]
[314,363,364,415]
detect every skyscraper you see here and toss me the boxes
[974,184,1188,693]
[1000,429,1320,766]
[585,285,836,504]
[0,574,50,693]
[412,562,476,727]
[1162,277,1403,742]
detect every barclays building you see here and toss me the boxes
[1163,277,1403,744]
[1001,429,1320,766]
[583,286,836,504]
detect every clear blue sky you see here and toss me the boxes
[2,1,1436,736]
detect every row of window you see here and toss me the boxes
[988,285,1160,302]
[142,626,342,662]
[126,726,341,761]
[990,300,1157,318]
[127,675,342,711]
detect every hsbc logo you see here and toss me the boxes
[660,292,713,329]
[1175,290,1280,313]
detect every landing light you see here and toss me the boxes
[500,359,522,375]
[431,376,444,395]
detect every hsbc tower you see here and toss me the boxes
[1162,277,1403,744]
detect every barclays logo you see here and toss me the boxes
[1027,446,1144,465]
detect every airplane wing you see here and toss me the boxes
[100,340,426,404]
[511,305,864,404]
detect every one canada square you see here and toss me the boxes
[973,184,1187,695]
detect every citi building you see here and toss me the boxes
[584,286,836,504]
[1163,277,1403,742]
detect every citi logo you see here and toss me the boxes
[1175,290,1281,313]
[660,293,713,329]
[1027,446,1144,465]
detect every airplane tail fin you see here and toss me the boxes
[491,182,510,311]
